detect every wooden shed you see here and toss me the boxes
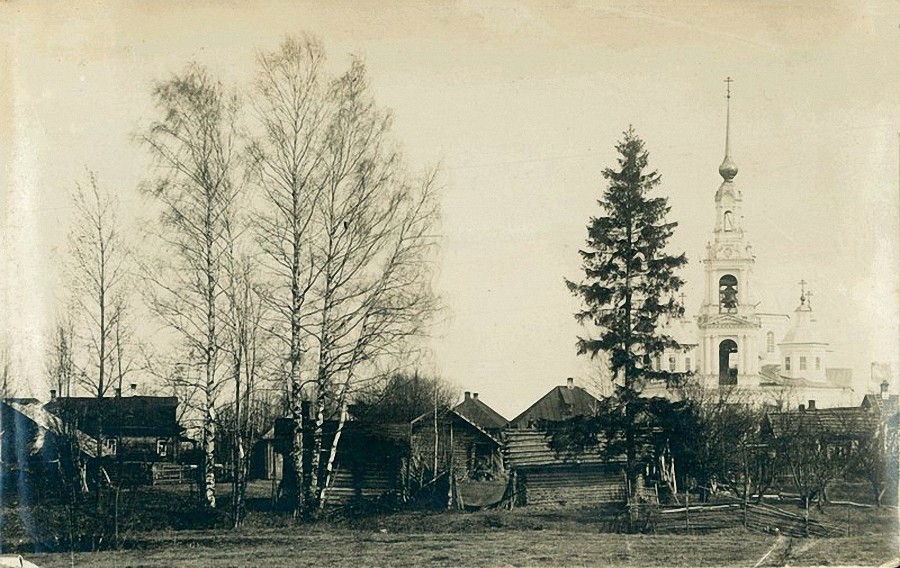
[504,429,625,508]
[410,393,507,483]
[273,417,410,507]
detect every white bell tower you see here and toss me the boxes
[697,77,761,389]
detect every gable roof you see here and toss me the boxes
[3,399,98,458]
[861,393,900,416]
[452,395,508,431]
[509,383,601,429]
[45,396,182,438]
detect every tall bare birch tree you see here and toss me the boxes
[222,251,268,527]
[307,61,439,509]
[141,66,242,509]
[250,36,439,513]
[65,171,131,404]
[249,37,330,516]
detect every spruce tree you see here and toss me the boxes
[564,126,687,496]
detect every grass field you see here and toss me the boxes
[27,526,898,568]
[29,528,778,567]
[7,482,898,567]
[24,505,899,568]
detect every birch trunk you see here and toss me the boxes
[319,398,348,510]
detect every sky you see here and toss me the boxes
[1,1,898,419]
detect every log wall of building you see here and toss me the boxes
[504,429,625,507]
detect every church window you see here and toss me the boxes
[668,356,676,372]
[723,210,734,232]
[685,357,692,371]
[718,275,738,313]
[816,357,821,370]
[799,357,807,371]
[784,357,791,371]
[766,331,775,353]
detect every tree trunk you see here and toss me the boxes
[308,386,327,508]
[319,399,348,510]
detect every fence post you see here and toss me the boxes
[685,491,690,532]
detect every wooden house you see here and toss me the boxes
[44,392,185,470]
[504,429,625,507]
[503,378,627,508]
[762,400,882,444]
[273,416,410,507]
[410,392,508,484]
[1,398,99,500]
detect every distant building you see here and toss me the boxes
[645,85,854,409]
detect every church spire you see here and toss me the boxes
[718,76,738,182]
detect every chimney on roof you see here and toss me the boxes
[130,383,137,396]
[807,399,816,410]
[881,380,890,400]
[464,391,471,401]
[473,393,478,400]
[566,377,574,389]
[798,403,805,412]
[115,387,122,398]
[50,389,57,401]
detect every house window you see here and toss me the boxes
[157,439,168,457]
[799,357,807,371]
[784,357,791,371]
[103,438,117,456]
[685,357,692,371]
[815,357,821,370]
[766,331,775,353]
[668,356,676,372]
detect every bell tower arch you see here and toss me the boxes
[696,77,761,389]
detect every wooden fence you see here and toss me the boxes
[651,499,842,537]
[151,463,196,485]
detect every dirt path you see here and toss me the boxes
[753,535,788,567]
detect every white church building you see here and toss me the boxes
[644,83,855,409]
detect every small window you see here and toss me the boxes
[766,331,775,353]
[799,357,807,371]
[685,357,692,371]
[103,438,117,456]
[668,356,676,372]
[157,439,168,457]
[815,357,821,370]
[784,357,791,371]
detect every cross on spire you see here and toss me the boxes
[718,76,738,181]
[798,279,808,306]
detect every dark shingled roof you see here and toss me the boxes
[453,396,508,431]
[509,384,601,429]
[45,396,182,438]
[764,406,880,439]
